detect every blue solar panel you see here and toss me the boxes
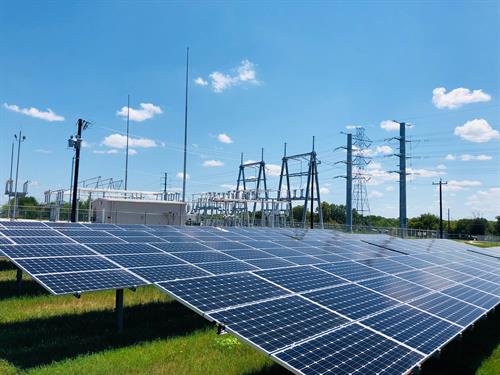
[357,257,413,274]
[107,253,185,268]
[360,304,462,355]
[0,229,62,237]
[282,255,326,265]
[274,323,424,375]
[87,243,164,255]
[196,261,258,274]
[11,237,76,245]
[173,251,237,264]
[246,258,297,269]
[203,241,252,250]
[257,266,345,293]
[209,296,348,352]
[151,242,212,252]
[222,249,275,260]
[409,292,485,326]
[317,261,386,281]
[0,244,95,258]
[131,264,210,282]
[36,269,145,294]
[157,273,289,312]
[72,236,126,244]
[441,284,500,310]
[359,275,432,302]
[304,283,399,320]
[15,256,119,275]
[396,270,456,291]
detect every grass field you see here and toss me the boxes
[463,241,500,248]
[0,257,499,375]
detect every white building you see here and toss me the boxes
[92,198,187,225]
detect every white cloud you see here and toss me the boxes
[201,60,259,93]
[345,125,360,130]
[454,119,500,143]
[203,160,224,167]
[176,172,190,180]
[380,120,400,132]
[385,186,395,192]
[436,164,447,170]
[432,87,491,109]
[466,188,500,217]
[408,168,445,178]
[93,149,119,155]
[376,145,393,155]
[116,103,162,122]
[35,149,52,154]
[368,161,382,170]
[102,134,158,149]
[319,187,330,194]
[81,140,91,148]
[445,154,455,161]
[221,184,237,190]
[369,190,384,199]
[444,179,482,192]
[128,149,137,155]
[265,164,282,176]
[461,154,492,161]
[4,103,64,122]
[194,77,208,86]
[217,133,233,144]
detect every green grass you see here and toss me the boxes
[464,241,500,248]
[1,257,499,375]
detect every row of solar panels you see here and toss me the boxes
[0,221,499,375]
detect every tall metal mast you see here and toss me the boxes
[124,94,130,191]
[182,47,189,202]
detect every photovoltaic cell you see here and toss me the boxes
[441,284,500,310]
[11,237,76,245]
[256,266,346,293]
[196,261,258,274]
[157,273,289,312]
[151,242,212,252]
[245,258,297,270]
[0,244,95,258]
[36,269,145,294]
[173,251,237,264]
[282,256,326,265]
[360,275,432,302]
[87,243,164,255]
[357,258,413,274]
[15,256,119,275]
[131,264,210,282]
[222,249,276,260]
[275,323,424,375]
[396,270,456,291]
[304,283,399,320]
[317,261,386,281]
[210,295,348,352]
[409,292,485,326]
[361,304,462,355]
[107,253,185,268]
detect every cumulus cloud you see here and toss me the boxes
[454,119,500,143]
[198,60,259,93]
[466,188,500,217]
[128,149,137,155]
[460,154,492,161]
[444,180,481,192]
[217,133,233,144]
[319,187,330,194]
[407,168,445,178]
[265,164,282,176]
[376,145,393,155]
[221,184,237,190]
[380,120,400,131]
[445,154,456,161]
[93,149,119,155]
[102,134,158,149]
[116,103,162,122]
[35,149,52,154]
[203,159,224,167]
[432,87,491,109]
[436,164,447,170]
[194,77,208,86]
[176,172,190,180]
[4,103,64,122]
[385,186,395,192]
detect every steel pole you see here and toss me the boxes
[399,123,406,236]
[8,142,14,219]
[346,133,353,232]
[12,131,23,220]
[71,119,83,222]
[124,94,130,191]
[182,47,189,202]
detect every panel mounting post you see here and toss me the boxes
[16,268,22,292]
[115,288,124,332]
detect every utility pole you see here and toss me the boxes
[387,121,411,237]
[124,94,130,191]
[182,47,189,202]
[163,172,168,201]
[433,178,448,239]
[447,208,450,234]
[346,134,353,231]
[12,131,26,220]
[69,119,90,222]
[7,142,14,219]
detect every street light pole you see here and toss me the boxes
[12,131,26,220]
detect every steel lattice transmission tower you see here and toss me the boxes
[352,127,372,217]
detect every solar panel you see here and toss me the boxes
[209,295,348,352]
[274,323,424,375]
[1,222,499,375]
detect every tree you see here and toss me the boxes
[408,213,439,230]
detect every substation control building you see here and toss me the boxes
[92,198,187,225]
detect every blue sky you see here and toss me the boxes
[1,1,499,219]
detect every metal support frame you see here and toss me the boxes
[115,289,124,332]
[16,268,22,292]
[277,139,323,229]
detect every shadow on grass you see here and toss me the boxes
[0,299,210,369]
[0,259,50,300]
[422,306,500,375]
[244,363,291,375]
[0,259,16,271]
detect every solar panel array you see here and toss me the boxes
[1,221,499,375]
